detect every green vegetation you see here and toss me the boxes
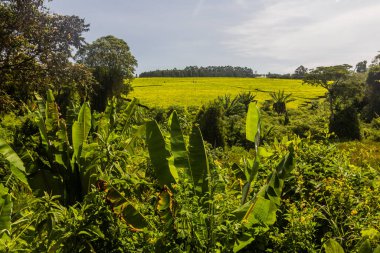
[1,0,380,252]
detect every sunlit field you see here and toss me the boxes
[130,77,326,108]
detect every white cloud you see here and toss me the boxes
[223,0,380,72]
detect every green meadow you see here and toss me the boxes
[130,77,326,108]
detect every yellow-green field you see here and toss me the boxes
[130,77,326,108]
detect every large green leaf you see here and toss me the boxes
[121,98,138,135]
[106,188,148,230]
[240,158,259,205]
[234,149,295,251]
[0,139,25,173]
[323,239,345,253]
[0,184,12,234]
[34,111,49,146]
[0,139,28,186]
[246,103,260,143]
[168,111,190,176]
[146,120,178,187]
[34,92,46,118]
[188,125,209,196]
[72,103,91,158]
[358,240,372,253]
[122,204,149,230]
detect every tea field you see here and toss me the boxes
[130,77,326,108]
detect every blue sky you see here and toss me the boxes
[48,0,380,74]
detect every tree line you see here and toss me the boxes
[139,66,257,78]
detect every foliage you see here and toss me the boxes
[140,65,256,78]
[293,65,308,79]
[0,0,93,111]
[269,90,295,114]
[196,103,226,148]
[329,106,361,140]
[303,64,352,120]
[362,65,380,122]
[76,35,138,111]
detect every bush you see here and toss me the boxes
[329,107,361,140]
[196,104,226,148]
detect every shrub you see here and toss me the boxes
[329,106,361,140]
[196,104,226,148]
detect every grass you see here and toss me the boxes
[130,77,326,108]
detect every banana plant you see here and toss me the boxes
[146,106,295,252]
[232,102,295,252]
[146,111,209,198]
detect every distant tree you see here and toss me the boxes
[362,65,380,121]
[329,72,366,110]
[355,60,367,73]
[0,0,91,111]
[293,65,308,79]
[371,52,380,66]
[139,66,256,78]
[76,35,137,111]
[303,64,352,120]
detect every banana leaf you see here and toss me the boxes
[168,111,190,177]
[146,120,178,187]
[188,125,209,197]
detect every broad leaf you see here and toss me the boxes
[72,103,91,158]
[0,139,28,186]
[168,111,190,176]
[246,103,260,143]
[146,120,178,187]
[189,125,209,196]
[358,240,372,253]
[324,239,345,253]
[0,184,12,234]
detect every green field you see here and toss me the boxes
[130,77,326,108]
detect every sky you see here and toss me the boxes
[48,0,380,74]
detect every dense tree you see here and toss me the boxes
[362,65,380,121]
[266,72,292,79]
[76,35,137,111]
[140,66,256,78]
[0,0,92,111]
[303,64,352,120]
[329,72,366,110]
[292,65,308,79]
[329,106,361,140]
[355,60,367,73]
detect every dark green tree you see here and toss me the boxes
[0,0,92,111]
[362,65,380,121]
[329,106,361,140]
[303,64,351,120]
[293,65,308,79]
[76,35,137,111]
[355,60,367,73]
[196,104,226,148]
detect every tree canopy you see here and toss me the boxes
[303,64,352,90]
[76,35,137,111]
[0,0,93,110]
